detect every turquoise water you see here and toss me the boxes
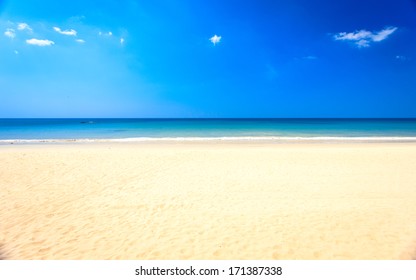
[1,119,416,140]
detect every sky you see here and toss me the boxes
[0,0,416,118]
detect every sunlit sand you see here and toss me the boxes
[1,142,416,259]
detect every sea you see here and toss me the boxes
[1,118,416,142]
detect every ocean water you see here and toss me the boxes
[1,119,416,141]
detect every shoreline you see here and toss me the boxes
[2,136,416,144]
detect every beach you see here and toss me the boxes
[1,142,416,260]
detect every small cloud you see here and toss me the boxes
[335,30,372,41]
[209,34,221,45]
[4,28,15,38]
[334,26,397,47]
[303,55,318,60]
[99,31,112,37]
[356,39,370,48]
[17,23,32,32]
[396,55,407,61]
[76,39,85,43]
[26,38,55,46]
[14,50,19,55]
[372,27,398,42]
[120,37,125,44]
[53,27,77,36]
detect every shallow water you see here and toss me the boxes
[1,118,416,140]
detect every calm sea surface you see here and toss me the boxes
[1,119,416,140]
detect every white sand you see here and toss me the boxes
[1,142,416,259]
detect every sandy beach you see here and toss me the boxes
[1,142,416,260]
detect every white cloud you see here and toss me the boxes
[120,37,124,44]
[372,27,397,42]
[53,27,77,36]
[334,26,397,47]
[76,39,85,43]
[396,55,407,61]
[14,50,19,55]
[335,30,372,41]
[4,28,15,38]
[356,39,370,48]
[26,38,55,46]
[17,23,32,32]
[209,34,221,45]
[99,31,112,36]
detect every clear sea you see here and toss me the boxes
[1,119,416,141]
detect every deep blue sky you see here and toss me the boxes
[1,0,415,117]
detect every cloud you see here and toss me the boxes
[334,26,397,47]
[4,28,15,38]
[99,31,112,36]
[209,34,221,45]
[120,37,125,44]
[76,39,85,43]
[53,27,77,36]
[303,55,317,60]
[26,38,55,46]
[372,27,397,42]
[396,55,407,61]
[355,39,370,48]
[17,23,32,32]
[14,50,19,55]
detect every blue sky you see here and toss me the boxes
[1,0,415,117]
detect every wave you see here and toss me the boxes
[2,136,416,143]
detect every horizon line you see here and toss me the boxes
[1,117,416,120]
